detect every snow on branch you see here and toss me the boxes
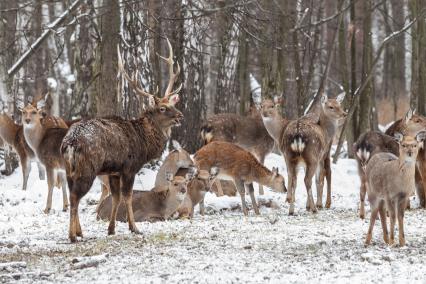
[7,0,82,77]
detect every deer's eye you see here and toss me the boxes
[329,106,334,110]
[32,111,37,115]
[160,107,166,112]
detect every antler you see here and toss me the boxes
[117,46,156,102]
[157,38,182,100]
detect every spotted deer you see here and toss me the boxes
[365,132,426,247]
[194,141,286,216]
[19,99,70,213]
[0,105,45,190]
[353,109,426,219]
[97,172,192,222]
[176,167,219,218]
[200,106,275,195]
[261,94,347,215]
[61,39,183,242]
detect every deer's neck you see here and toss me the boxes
[262,115,287,144]
[0,114,19,145]
[23,122,45,154]
[319,112,339,145]
[252,164,273,186]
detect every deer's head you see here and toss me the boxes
[395,132,426,163]
[118,39,183,135]
[320,94,347,121]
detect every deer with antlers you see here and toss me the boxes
[61,39,183,242]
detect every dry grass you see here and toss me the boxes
[376,96,410,126]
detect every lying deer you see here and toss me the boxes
[177,167,219,218]
[194,141,286,216]
[0,106,45,190]
[200,104,275,195]
[97,172,192,222]
[262,94,347,215]
[62,39,183,242]
[365,132,425,247]
[19,100,70,213]
[353,109,426,218]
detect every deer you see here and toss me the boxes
[97,172,192,222]
[177,167,219,218]
[0,105,46,190]
[19,100,70,213]
[364,132,426,247]
[353,109,426,218]
[200,103,275,195]
[261,94,347,215]
[61,39,183,242]
[193,141,286,216]
[95,140,193,219]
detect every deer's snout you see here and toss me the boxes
[25,118,31,124]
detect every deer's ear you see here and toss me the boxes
[185,172,194,181]
[273,95,283,105]
[405,108,414,123]
[165,172,174,182]
[321,94,328,105]
[16,101,25,111]
[36,99,46,110]
[336,93,345,104]
[416,131,426,143]
[272,167,279,176]
[169,94,180,106]
[394,132,403,144]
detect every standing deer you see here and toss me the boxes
[262,94,347,215]
[20,100,70,213]
[97,172,192,222]
[365,132,425,247]
[353,109,426,218]
[200,101,275,195]
[0,106,45,190]
[61,39,183,242]
[194,141,286,216]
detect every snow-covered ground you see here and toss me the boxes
[1,154,426,283]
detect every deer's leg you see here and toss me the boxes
[359,169,367,219]
[420,162,426,208]
[258,153,266,195]
[387,199,396,246]
[121,174,141,235]
[286,162,297,216]
[315,160,325,209]
[107,175,121,236]
[416,164,426,208]
[214,180,224,196]
[365,201,379,246]
[68,176,94,242]
[44,169,55,214]
[235,180,248,216]
[96,178,110,219]
[59,172,69,212]
[324,155,332,208]
[199,197,205,216]
[304,163,317,213]
[21,157,31,191]
[37,162,46,180]
[247,183,260,215]
[378,200,389,244]
[397,196,407,247]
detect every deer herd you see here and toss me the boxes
[0,40,424,248]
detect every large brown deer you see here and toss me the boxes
[20,100,70,213]
[353,109,426,218]
[364,132,425,247]
[194,141,286,216]
[61,39,183,242]
[200,100,275,195]
[0,106,45,190]
[262,94,347,215]
[97,172,192,222]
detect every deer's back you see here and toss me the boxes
[62,116,166,175]
[203,113,274,151]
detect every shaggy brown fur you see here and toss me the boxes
[62,105,183,242]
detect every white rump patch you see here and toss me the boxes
[290,138,305,153]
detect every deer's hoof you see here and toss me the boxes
[43,208,51,214]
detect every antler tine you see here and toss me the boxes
[117,45,154,99]
[157,38,181,98]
